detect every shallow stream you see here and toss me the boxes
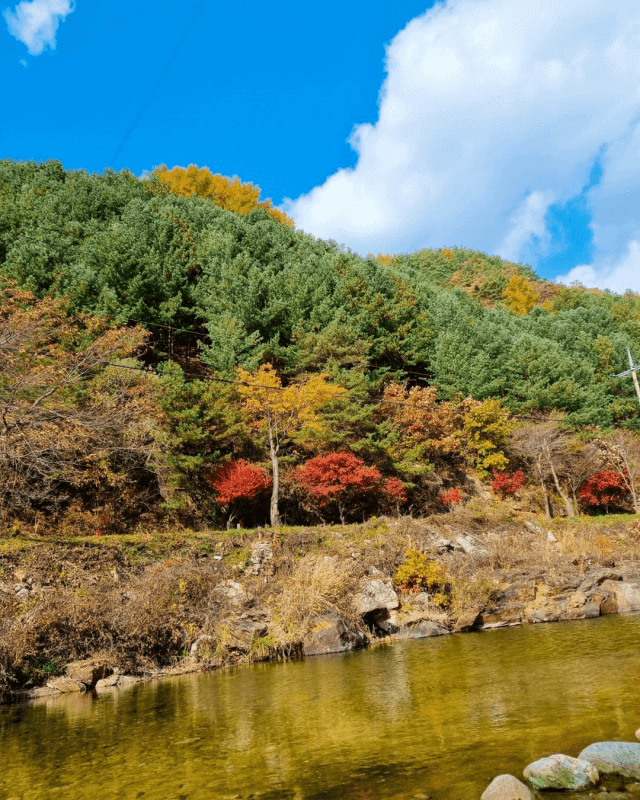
[2,613,640,800]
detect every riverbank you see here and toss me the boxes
[2,508,640,703]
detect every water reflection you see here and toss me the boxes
[1,614,640,799]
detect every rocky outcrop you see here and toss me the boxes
[578,742,640,779]
[600,580,640,614]
[481,774,532,799]
[392,618,449,640]
[303,612,367,656]
[47,676,85,693]
[523,753,598,790]
[65,659,108,687]
[355,579,399,616]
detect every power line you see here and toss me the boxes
[109,0,206,168]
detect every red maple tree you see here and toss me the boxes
[579,469,629,513]
[491,470,525,497]
[209,460,272,505]
[296,452,398,523]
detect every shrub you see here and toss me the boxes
[209,460,272,505]
[395,548,450,604]
[439,488,463,507]
[491,470,524,497]
[579,469,630,513]
[382,477,408,505]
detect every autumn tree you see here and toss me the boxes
[236,364,346,527]
[594,431,640,514]
[502,275,540,315]
[209,460,271,528]
[153,164,295,227]
[0,283,167,525]
[456,398,514,476]
[296,452,381,524]
[579,470,629,514]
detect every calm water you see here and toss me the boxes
[2,614,640,800]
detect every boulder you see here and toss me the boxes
[303,611,367,656]
[228,611,269,648]
[636,729,640,741]
[600,580,640,614]
[355,579,399,617]
[578,742,640,779]
[47,676,85,693]
[454,609,482,632]
[393,619,449,640]
[481,774,532,800]
[95,674,119,689]
[65,659,108,687]
[523,754,598,790]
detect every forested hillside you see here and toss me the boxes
[2,159,640,532]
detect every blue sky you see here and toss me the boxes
[3,0,640,292]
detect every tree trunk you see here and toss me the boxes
[268,413,281,528]
[547,454,575,517]
[535,462,552,518]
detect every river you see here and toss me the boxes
[1,613,640,799]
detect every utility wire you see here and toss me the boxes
[109,0,206,169]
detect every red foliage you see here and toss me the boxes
[439,488,463,506]
[209,460,271,505]
[579,469,629,510]
[383,477,408,504]
[491,470,525,497]
[296,452,381,505]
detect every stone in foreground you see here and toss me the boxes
[303,611,367,656]
[481,774,532,800]
[523,753,598,790]
[578,742,640,779]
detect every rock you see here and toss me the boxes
[578,569,622,593]
[434,537,454,553]
[411,592,432,606]
[523,754,598,790]
[547,530,558,543]
[453,534,488,555]
[393,619,449,640]
[454,609,482,632]
[95,675,119,689]
[116,675,141,686]
[111,567,127,582]
[355,579,400,616]
[215,580,246,605]
[578,742,640,779]
[15,587,30,602]
[28,685,62,698]
[65,659,108,687]
[303,611,367,656]
[47,676,85,693]
[636,729,640,741]
[247,542,273,576]
[228,611,268,647]
[481,774,533,800]
[600,581,640,614]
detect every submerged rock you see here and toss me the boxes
[303,611,367,656]
[523,753,598,790]
[481,774,532,800]
[578,742,640,779]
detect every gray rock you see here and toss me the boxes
[355,579,400,616]
[578,742,640,779]
[454,534,488,555]
[303,611,367,656]
[116,675,141,686]
[215,580,246,605]
[523,754,598,790]
[228,612,268,647]
[578,568,622,593]
[547,530,558,543]
[247,542,273,576]
[15,588,30,602]
[481,774,532,800]
[434,537,454,553]
[95,674,119,689]
[393,620,449,640]
[600,581,640,614]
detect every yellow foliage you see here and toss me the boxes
[374,253,396,266]
[441,247,454,261]
[502,275,539,315]
[236,364,345,444]
[457,398,515,476]
[154,164,295,228]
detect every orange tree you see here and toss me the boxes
[236,364,346,526]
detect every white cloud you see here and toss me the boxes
[4,0,74,56]
[283,0,640,291]
[557,240,640,294]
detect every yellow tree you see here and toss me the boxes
[236,364,346,526]
[456,398,515,476]
[153,164,295,227]
[502,275,540,315]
